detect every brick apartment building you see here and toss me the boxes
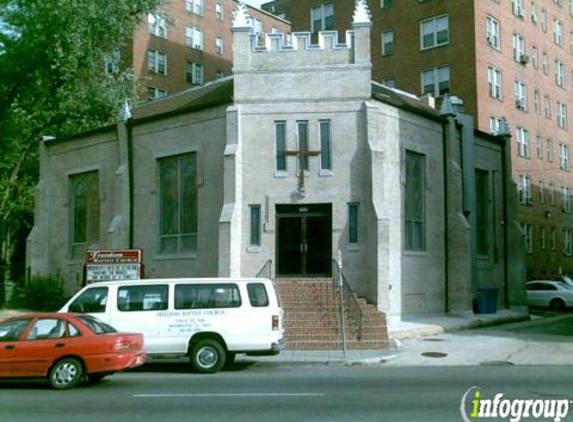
[262,0,573,278]
[115,0,290,101]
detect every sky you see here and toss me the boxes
[243,0,267,9]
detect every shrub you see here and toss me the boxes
[8,276,67,311]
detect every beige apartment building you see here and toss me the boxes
[114,0,290,100]
[263,0,573,278]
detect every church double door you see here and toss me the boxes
[276,204,332,277]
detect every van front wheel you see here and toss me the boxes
[190,339,226,373]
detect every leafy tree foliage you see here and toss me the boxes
[0,0,165,300]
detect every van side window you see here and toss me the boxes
[247,283,269,307]
[69,287,108,313]
[175,284,241,309]
[117,285,168,312]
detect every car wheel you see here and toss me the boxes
[190,339,226,373]
[550,298,566,312]
[49,358,83,390]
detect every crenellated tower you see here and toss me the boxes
[231,0,372,103]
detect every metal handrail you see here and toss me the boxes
[256,259,272,279]
[331,259,363,341]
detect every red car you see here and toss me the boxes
[0,312,146,389]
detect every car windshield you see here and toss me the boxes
[75,315,117,334]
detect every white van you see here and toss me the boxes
[59,278,284,373]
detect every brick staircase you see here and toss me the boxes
[275,278,390,350]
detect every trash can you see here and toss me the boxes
[475,287,498,314]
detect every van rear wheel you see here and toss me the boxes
[190,339,226,373]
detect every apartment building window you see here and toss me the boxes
[186,0,203,16]
[517,127,530,157]
[215,71,224,80]
[252,18,263,36]
[421,65,450,97]
[548,138,555,162]
[549,182,556,205]
[185,62,203,85]
[541,8,547,32]
[531,1,538,23]
[542,51,548,74]
[147,87,167,100]
[534,90,540,114]
[539,180,545,203]
[536,133,544,158]
[560,143,570,169]
[186,26,203,50]
[215,36,224,54]
[558,103,568,129]
[562,186,572,213]
[311,3,334,33]
[544,94,551,118]
[570,0,573,16]
[490,116,502,134]
[512,0,525,18]
[551,226,557,249]
[523,223,533,253]
[570,32,573,54]
[249,205,261,247]
[105,49,120,74]
[159,153,198,255]
[147,50,166,75]
[515,80,527,110]
[554,19,564,46]
[555,60,566,87]
[405,151,426,251]
[348,203,360,245]
[320,120,332,171]
[540,226,546,250]
[519,174,532,204]
[488,67,503,99]
[486,16,500,49]
[275,121,287,172]
[382,30,394,55]
[513,33,527,63]
[421,15,449,50]
[381,0,393,8]
[564,229,572,256]
[148,13,168,39]
[531,46,539,69]
[215,3,224,21]
[554,0,563,5]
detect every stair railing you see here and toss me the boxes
[331,260,363,343]
[256,260,272,279]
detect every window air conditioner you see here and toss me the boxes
[519,54,529,64]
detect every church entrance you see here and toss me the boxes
[276,204,332,277]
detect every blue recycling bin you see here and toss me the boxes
[476,287,498,314]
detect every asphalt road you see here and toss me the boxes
[1,364,572,422]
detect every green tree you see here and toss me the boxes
[0,0,165,304]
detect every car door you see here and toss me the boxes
[0,318,33,376]
[12,317,69,377]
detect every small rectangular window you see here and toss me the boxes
[382,30,394,55]
[249,205,261,247]
[297,121,310,171]
[320,120,332,171]
[117,285,168,312]
[405,151,426,251]
[275,121,286,171]
[348,203,360,245]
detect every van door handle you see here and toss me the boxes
[55,343,65,348]
[5,345,15,350]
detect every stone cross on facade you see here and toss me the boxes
[285,141,320,195]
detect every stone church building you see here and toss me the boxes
[27,1,526,326]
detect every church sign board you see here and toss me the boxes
[85,249,142,283]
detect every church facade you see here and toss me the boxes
[27,1,527,322]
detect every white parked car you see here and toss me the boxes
[526,280,573,311]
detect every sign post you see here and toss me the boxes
[85,249,143,284]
